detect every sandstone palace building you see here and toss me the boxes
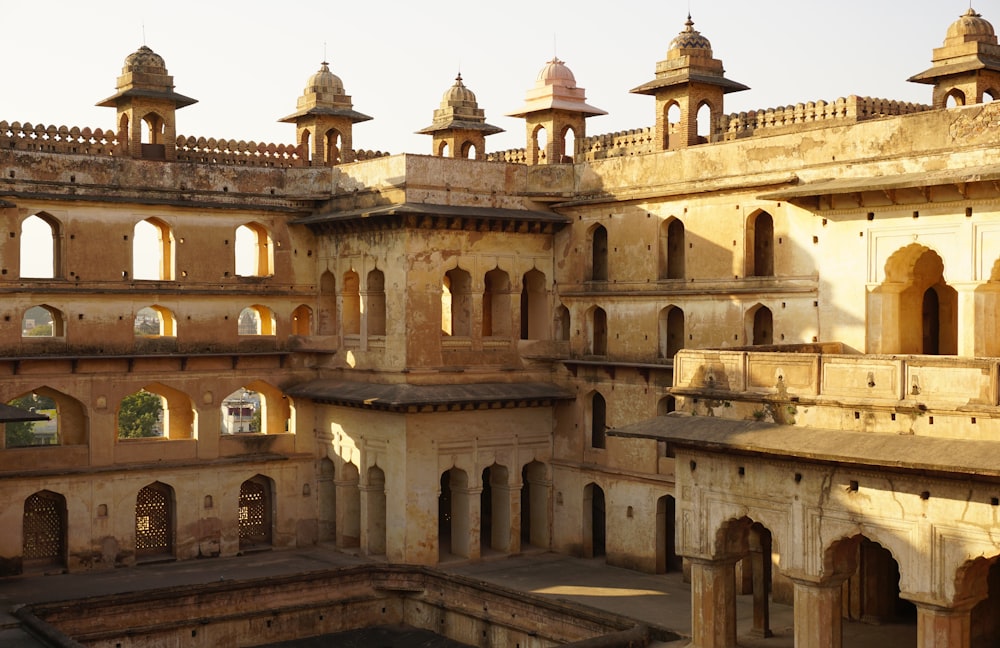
[5,8,1000,648]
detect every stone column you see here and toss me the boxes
[750,529,772,638]
[915,602,974,648]
[792,577,845,648]
[689,557,738,648]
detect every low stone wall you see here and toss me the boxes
[18,564,658,648]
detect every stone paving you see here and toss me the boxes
[0,546,918,647]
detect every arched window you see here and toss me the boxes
[220,381,290,435]
[460,141,477,159]
[324,128,342,165]
[520,269,549,340]
[239,475,274,550]
[291,304,313,336]
[590,392,607,449]
[555,304,571,342]
[22,305,64,338]
[659,218,685,280]
[23,491,67,571]
[945,89,966,108]
[366,465,387,555]
[532,125,548,163]
[587,306,608,355]
[583,482,606,559]
[696,101,712,144]
[437,141,450,157]
[748,211,774,277]
[135,482,174,558]
[6,387,85,447]
[876,244,958,355]
[238,305,276,336]
[443,267,472,336]
[117,383,195,440]
[234,223,274,277]
[658,306,685,359]
[657,396,676,415]
[749,305,773,346]
[133,218,174,281]
[559,125,576,163]
[483,268,511,337]
[139,112,166,159]
[343,270,361,336]
[20,214,59,279]
[134,305,176,337]
[984,88,999,103]
[590,225,609,281]
[300,129,312,162]
[664,101,681,149]
[366,269,386,336]
[319,271,337,335]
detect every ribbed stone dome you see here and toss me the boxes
[123,45,166,74]
[443,74,477,104]
[669,15,712,52]
[305,62,345,95]
[536,57,577,86]
[946,8,996,44]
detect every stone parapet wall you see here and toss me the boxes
[0,121,119,156]
[578,127,656,161]
[720,95,932,140]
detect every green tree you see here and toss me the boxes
[117,391,163,439]
[250,407,262,433]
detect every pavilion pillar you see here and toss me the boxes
[915,602,974,648]
[792,577,846,648]
[689,557,738,648]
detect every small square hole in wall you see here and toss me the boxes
[794,473,802,483]
[966,207,973,218]
[992,497,999,506]
[848,480,859,492]
[920,491,930,500]
[867,212,875,221]
[929,416,934,425]
[738,466,745,476]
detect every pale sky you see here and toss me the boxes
[0,1,990,155]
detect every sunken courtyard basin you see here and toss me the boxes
[16,564,663,647]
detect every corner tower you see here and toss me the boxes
[417,74,502,160]
[908,8,1000,108]
[507,58,606,165]
[631,15,747,150]
[279,62,372,166]
[97,46,197,161]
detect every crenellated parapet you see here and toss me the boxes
[0,121,120,156]
[578,127,656,161]
[721,95,932,139]
[486,148,530,164]
[174,135,305,168]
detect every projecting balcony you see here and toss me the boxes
[671,343,1000,415]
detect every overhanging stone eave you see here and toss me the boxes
[759,164,1000,204]
[284,379,575,411]
[611,413,1000,481]
[629,73,750,95]
[96,88,198,109]
[291,201,570,227]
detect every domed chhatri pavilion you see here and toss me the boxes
[5,9,1000,648]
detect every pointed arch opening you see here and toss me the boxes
[945,88,967,108]
[589,224,609,281]
[877,245,957,355]
[443,267,472,336]
[520,269,549,340]
[658,217,686,280]
[366,268,386,337]
[118,383,195,440]
[824,534,916,630]
[555,304,571,342]
[343,270,361,337]
[22,304,64,338]
[338,462,361,549]
[20,213,59,279]
[558,124,576,163]
[589,391,607,449]
[135,481,174,559]
[22,490,67,572]
[318,459,336,542]
[324,128,343,166]
[658,306,685,359]
[460,140,477,159]
[583,482,606,559]
[239,474,274,551]
[747,211,774,277]
[134,305,176,337]
[235,223,274,277]
[291,304,313,336]
[747,304,773,346]
[958,556,1000,644]
[366,465,387,556]
[238,305,276,336]
[483,268,511,337]
[440,468,471,560]
[133,218,174,281]
[664,101,681,149]
[586,306,608,355]
[319,270,337,335]
[6,387,85,447]
[481,464,510,554]
[520,461,549,550]
[531,124,548,163]
[221,381,289,435]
